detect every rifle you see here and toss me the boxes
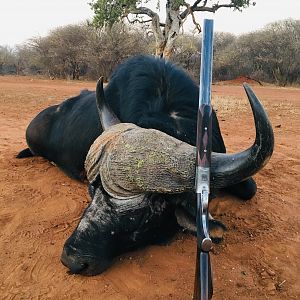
[193,18,214,300]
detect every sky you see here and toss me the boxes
[0,0,299,47]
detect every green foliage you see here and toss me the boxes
[230,0,254,10]
[89,0,255,57]
[170,0,185,10]
[90,0,140,27]
[90,0,255,28]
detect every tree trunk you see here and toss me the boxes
[155,40,166,57]
[273,66,287,86]
[162,3,181,59]
[149,10,166,57]
[151,2,181,58]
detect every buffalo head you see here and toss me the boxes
[61,79,274,275]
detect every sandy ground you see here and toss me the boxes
[0,75,299,300]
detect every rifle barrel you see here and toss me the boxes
[193,18,214,300]
[199,19,214,107]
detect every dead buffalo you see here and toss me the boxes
[60,80,274,275]
[18,55,256,200]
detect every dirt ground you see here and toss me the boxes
[0,75,299,300]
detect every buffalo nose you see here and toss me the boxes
[61,247,87,274]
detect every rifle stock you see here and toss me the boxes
[193,18,214,300]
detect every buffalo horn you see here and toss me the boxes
[96,77,120,130]
[87,83,274,196]
[211,83,274,188]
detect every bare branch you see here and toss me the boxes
[123,5,166,56]
[125,6,158,19]
[193,3,236,13]
[126,16,151,24]
[180,1,237,19]
[125,15,165,27]
[181,0,206,19]
[182,2,202,33]
[189,8,201,33]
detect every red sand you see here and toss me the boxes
[0,76,299,299]
[216,75,262,86]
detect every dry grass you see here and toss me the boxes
[212,95,249,113]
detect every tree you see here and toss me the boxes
[212,32,236,80]
[85,23,150,80]
[211,19,300,86]
[259,19,300,86]
[171,34,200,79]
[0,46,16,74]
[29,25,92,79]
[89,0,255,58]
[24,23,149,80]
[15,44,45,75]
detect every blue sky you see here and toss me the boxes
[0,0,299,46]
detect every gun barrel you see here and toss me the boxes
[193,18,214,300]
[196,19,214,170]
[199,19,214,107]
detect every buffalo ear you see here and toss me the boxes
[96,77,120,131]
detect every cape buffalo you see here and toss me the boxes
[18,55,256,199]
[17,56,270,275]
[60,80,274,275]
